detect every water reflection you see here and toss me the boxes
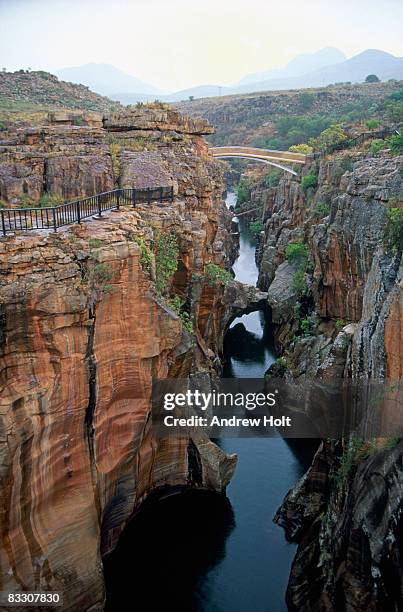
[104,490,235,612]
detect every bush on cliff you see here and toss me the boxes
[236,178,250,205]
[167,294,193,334]
[289,143,313,154]
[205,263,232,286]
[384,207,403,253]
[249,219,264,235]
[286,240,311,296]
[298,92,315,110]
[264,168,282,188]
[155,232,179,295]
[310,124,347,150]
[301,172,318,191]
[388,133,403,155]
[386,101,403,123]
[370,139,387,155]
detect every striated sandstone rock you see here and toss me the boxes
[0,108,237,611]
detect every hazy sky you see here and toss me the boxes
[1,0,402,91]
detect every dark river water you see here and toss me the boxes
[104,192,315,612]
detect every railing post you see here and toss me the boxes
[170,186,174,203]
[76,200,81,224]
[52,207,57,232]
[97,195,102,217]
[132,189,136,208]
[147,187,151,204]
[159,186,163,203]
[116,190,120,210]
[1,210,6,236]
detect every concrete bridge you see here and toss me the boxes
[211,146,306,176]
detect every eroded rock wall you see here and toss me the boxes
[254,150,402,610]
[0,109,236,611]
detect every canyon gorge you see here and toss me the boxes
[0,91,402,612]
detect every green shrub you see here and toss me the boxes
[88,238,104,249]
[249,219,264,235]
[388,133,403,155]
[289,143,313,154]
[72,116,85,126]
[298,92,315,110]
[335,319,346,331]
[0,121,6,131]
[286,241,309,267]
[205,263,232,285]
[276,356,288,369]
[286,240,311,296]
[16,194,35,208]
[389,89,403,101]
[331,438,373,485]
[340,157,353,172]
[291,269,307,295]
[133,236,153,271]
[384,207,403,252]
[301,172,318,191]
[310,124,347,150]
[382,437,401,450]
[85,257,114,295]
[167,295,193,334]
[366,119,379,130]
[0,200,6,209]
[38,193,64,207]
[386,101,403,122]
[264,169,282,188]
[300,317,311,335]
[370,139,387,154]
[155,232,179,295]
[315,202,330,217]
[236,178,250,205]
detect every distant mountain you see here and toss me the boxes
[56,63,162,96]
[59,49,403,107]
[235,49,403,94]
[238,47,346,86]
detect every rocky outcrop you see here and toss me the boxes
[251,148,403,610]
[275,439,403,612]
[104,106,214,135]
[0,108,237,610]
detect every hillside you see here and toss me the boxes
[177,80,403,146]
[0,70,121,120]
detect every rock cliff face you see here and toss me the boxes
[254,150,402,610]
[0,109,237,610]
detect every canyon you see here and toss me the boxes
[0,95,402,612]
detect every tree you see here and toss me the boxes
[189,95,194,101]
[310,124,347,150]
[365,74,380,83]
[289,143,313,154]
[388,133,403,155]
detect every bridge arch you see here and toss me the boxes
[211,146,307,176]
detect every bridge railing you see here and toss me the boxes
[0,186,174,235]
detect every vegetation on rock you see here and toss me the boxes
[205,263,232,285]
[155,232,179,295]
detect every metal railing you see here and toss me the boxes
[0,186,174,235]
